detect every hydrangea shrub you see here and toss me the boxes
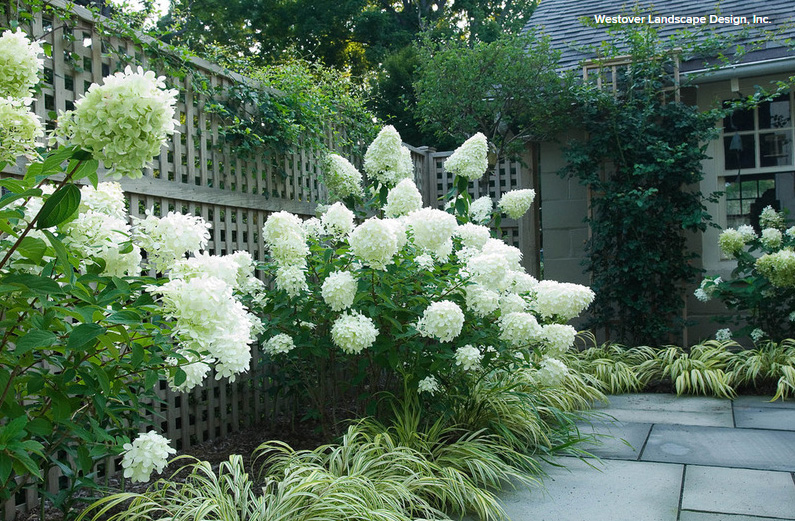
[698,206,795,341]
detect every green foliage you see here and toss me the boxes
[0,147,183,513]
[729,338,795,400]
[562,24,725,346]
[413,31,574,162]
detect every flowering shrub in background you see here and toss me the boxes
[699,205,795,341]
[253,125,594,432]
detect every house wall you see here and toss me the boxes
[539,72,795,345]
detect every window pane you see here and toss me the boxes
[759,99,791,129]
[726,199,742,216]
[724,135,756,169]
[723,104,755,131]
[760,131,793,167]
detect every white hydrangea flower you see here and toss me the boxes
[432,238,453,262]
[417,375,439,395]
[416,300,464,343]
[263,211,306,246]
[0,28,43,98]
[466,252,510,291]
[761,228,783,249]
[322,270,357,311]
[756,249,795,287]
[790,311,795,322]
[349,217,399,270]
[79,182,127,220]
[384,178,423,217]
[444,133,488,181]
[465,285,500,317]
[383,218,408,250]
[500,292,527,315]
[508,271,538,294]
[481,238,522,271]
[227,250,259,290]
[750,328,766,342]
[759,205,785,230]
[63,210,141,276]
[323,153,364,199]
[54,66,177,179]
[531,280,595,321]
[718,228,745,256]
[0,96,43,163]
[133,211,211,272]
[469,196,493,223]
[331,311,379,354]
[275,264,308,297]
[264,333,295,355]
[121,431,176,483]
[167,350,212,392]
[737,224,757,243]
[694,288,709,303]
[498,189,536,220]
[786,226,795,239]
[534,357,569,387]
[541,324,577,357]
[405,208,458,253]
[455,345,483,371]
[499,312,543,347]
[321,202,355,238]
[364,126,414,186]
[415,253,434,270]
[100,241,143,277]
[169,252,241,289]
[148,275,255,381]
[302,217,324,239]
[715,328,732,342]
[455,223,491,250]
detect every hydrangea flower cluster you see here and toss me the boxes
[121,431,176,483]
[455,223,491,250]
[750,328,767,342]
[694,276,722,303]
[761,228,783,249]
[0,28,43,98]
[331,311,379,354]
[405,208,458,255]
[134,211,211,272]
[417,375,440,395]
[718,228,745,256]
[443,133,488,181]
[531,281,595,321]
[80,182,127,220]
[715,328,732,342]
[455,345,482,371]
[0,96,43,163]
[322,270,357,311]
[499,312,542,347]
[321,202,355,237]
[262,211,310,296]
[384,179,423,218]
[498,189,536,220]
[541,324,577,357]
[465,285,500,317]
[363,125,414,186]
[323,154,364,200]
[469,196,493,223]
[759,205,785,230]
[416,301,465,343]
[534,357,569,387]
[167,351,212,392]
[349,217,400,269]
[737,224,757,242]
[756,249,795,287]
[54,66,178,179]
[265,333,296,355]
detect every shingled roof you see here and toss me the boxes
[523,0,795,71]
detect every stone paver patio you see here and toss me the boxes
[496,394,795,521]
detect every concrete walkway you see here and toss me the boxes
[499,394,795,521]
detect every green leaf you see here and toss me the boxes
[15,329,57,355]
[36,184,81,229]
[15,237,47,263]
[41,229,74,278]
[0,416,27,444]
[1,273,62,294]
[0,188,42,210]
[66,323,105,350]
[68,158,99,183]
[0,454,11,485]
[105,310,142,325]
[26,418,52,437]
[173,368,187,387]
[40,146,77,177]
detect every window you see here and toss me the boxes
[723,97,794,171]
[723,173,777,229]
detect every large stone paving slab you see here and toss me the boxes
[733,396,795,409]
[642,424,795,471]
[733,405,795,431]
[576,420,652,460]
[681,466,795,519]
[596,394,734,427]
[497,457,683,521]
[680,512,795,521]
